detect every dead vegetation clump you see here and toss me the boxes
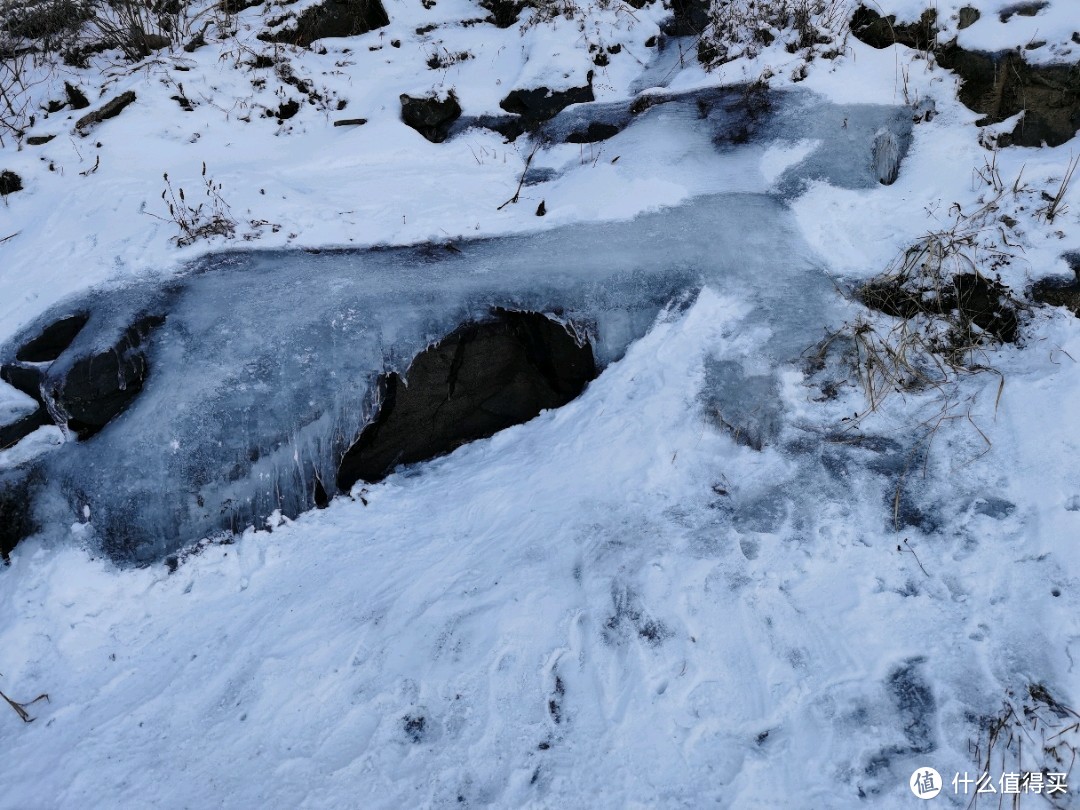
[812,186,1025,420]
[966,684,1079,806]
[697,0,851,71]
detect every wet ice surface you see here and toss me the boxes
[1,89,916,563]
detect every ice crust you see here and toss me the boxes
[0,90,913,562]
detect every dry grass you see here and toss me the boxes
[698,0,851,70]
[967,684,1079,808]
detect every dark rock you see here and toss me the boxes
[26,134,55,146]
[337,310,595,489]
[16,313,88,363]
[0,472,35,563]
[1032,258,1080,316]
[183,31,206,52]
[936,47,1080,147]
[0,408,50,450]
[478,0,526,28]
[130,30,172,55]
[276,99,300,120]
[850,6,939,51]
[48,314,165,438]
[0,364,44,404]
[954,273,1019,343]
[999,1,1046,23]
[535,200,546,216]
[221,0,263,12]
[566,121,620,143]
[859,273,1019,343]
[0,170,22,196]
[400,91,461,143]
[333,117,367,126]
[64,82,89,110]
[852,6,1080,146]
[500,75,594,131]
[957,6,980,29]
[261,0,390,47]
[75,91,136,132]
[660,0,709,36]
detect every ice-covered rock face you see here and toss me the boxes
[0,89,916,564]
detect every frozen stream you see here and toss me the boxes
[0,88,915,563]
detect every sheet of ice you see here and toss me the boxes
[0,87,917,563]
[9,191,828,562]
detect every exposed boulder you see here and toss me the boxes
[15,313,88,363]
[0,170,22,196]
[849,6,938,51]
[957,6,980,29]
[850,6,1080,146]
[499,74,595,133]
[1032,254,1080,315]
[337,310,595,489]
[660,0,710,37]
[935,47,1080,147]
[859,272,1019,344]
[0,472,33,563]
[0,364,44,404]
[261,0,390,47]
[566,121,621,143]
[400,91,461,143]
[75,90,136,133]
[64,82,89,110]
[479,0,527,28]
[0,408,50,450]
[47,313,165,438]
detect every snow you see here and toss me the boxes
[2,0,1080,805]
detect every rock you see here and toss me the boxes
[75,90,136,132]
[26,134,55,146]
[935,47,1080,147]
[0,472,34,563]
[261,0,390,47]
[400,91,461,143]
[566,121,620,143]
[660,0,709,37]
[276,99,300,120]
[953,273,1019,343]
[500,75,594,131]
[957,6,980,29]
[535,200,546,216]
[1032,255,1080,316]
[48,313,165,438]
[337,310,595,488]
[849,6,938,51]
[851,7,1080,147]
[478,0,527,28]
[859,273,1019,343]
[129,29,171,56]
[64,82,89,110]
[999,1,1046,23]
[0,364,44,404]
[0,408,50,450]
[333,117,367,126]
[16,313,88,363]
[0,170,22,196]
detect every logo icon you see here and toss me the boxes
[911,767,943,799]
